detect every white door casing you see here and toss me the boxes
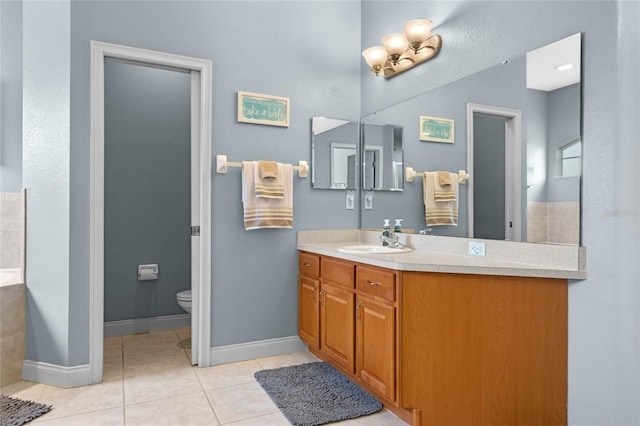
[90,41,212,383]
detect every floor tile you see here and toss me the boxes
[206,381,279,424]
[225,411,291,425]
[103,336,123,359]
[124,367,202,405]
[123,347,191,377]
[32,407,123,425]
[125,392,219,426]
[0,380,46,401]
[103,355,123,381]
[332,409,408,425]
[195,360,262,391]
[38,380,123,420]
[122,330,182,355]
[255,351,320,370]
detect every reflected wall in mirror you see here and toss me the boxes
[311,117,359,189]
[361,122,404,191]
[360,33,582,246]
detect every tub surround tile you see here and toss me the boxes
[0,332,26,387]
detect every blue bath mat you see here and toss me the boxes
[254,361,382,426]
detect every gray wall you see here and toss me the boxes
[8,1,640,424]
[68,1,362,349]
[104,60,191,321]
[360,56,526,236]
[526,88,549,203]
[362,2,639,425]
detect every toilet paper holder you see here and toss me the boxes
[138,264,159,281]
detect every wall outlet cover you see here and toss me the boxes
[468,241,486,256]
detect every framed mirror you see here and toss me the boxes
[359,33,582,245]
[311,117,359,190]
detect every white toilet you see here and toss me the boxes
[176,290,192,314]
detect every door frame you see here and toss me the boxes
[89,41,212,383]
[467,103,522,241]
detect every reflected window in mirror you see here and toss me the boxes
[311,117,359,190]
[557,138,581,178]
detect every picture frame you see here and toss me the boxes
[419,116,454,143]
[237,91,290,127]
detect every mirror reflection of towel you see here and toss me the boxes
[434,172,456,201]
[423,172,458,226]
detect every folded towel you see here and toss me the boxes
[258,160,279,179]
[254,161,284,199]
[242,161,293,230]
[423,172,458,226]
[434,172,456,201]
[437,171,452,186]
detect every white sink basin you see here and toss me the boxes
[338,244,413,255]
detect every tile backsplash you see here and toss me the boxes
[0,191,26,270]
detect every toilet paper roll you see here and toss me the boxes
[138,264,158,281]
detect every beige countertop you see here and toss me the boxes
[298,230,587,280]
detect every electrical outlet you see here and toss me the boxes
[468,241,486,256]
[345,190,355,210]
[364,191,373,210]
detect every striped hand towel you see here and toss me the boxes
[254,161,284,199]
[242,161,293,230]
[434,171,457,201]
[423,172,458,226]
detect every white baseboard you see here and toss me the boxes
[22,360,91,388]
[104,314,191,337]
[210,336,308,366]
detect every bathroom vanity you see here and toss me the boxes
[298,230,584,426]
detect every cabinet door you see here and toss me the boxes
[321,283,355,373]
[356,296,396,401]
[298,276,320,350]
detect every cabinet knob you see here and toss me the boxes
[367,280,381,286]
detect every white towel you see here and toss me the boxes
[254,161,284,199]
[423,172,458,226]
[242,161,293,230]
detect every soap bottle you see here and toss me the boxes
[394,219,403,233]
[382,219,391,246]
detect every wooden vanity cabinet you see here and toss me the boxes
[299,251,569,426]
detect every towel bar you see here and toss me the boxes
[405,167,469,184]
[216,155,308,178]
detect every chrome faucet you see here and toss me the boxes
[380,231,407,249]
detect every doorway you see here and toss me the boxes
[467,103,522,241]
[90,41,212,384]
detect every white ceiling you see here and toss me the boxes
[526,33,581,92]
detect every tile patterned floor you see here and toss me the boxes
[1,328,407,425]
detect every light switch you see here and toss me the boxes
[364,191,373,210]
[346,190,355,210]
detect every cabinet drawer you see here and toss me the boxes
[299,252,320,277]
[321,257,355,289]
[356,265,396,302]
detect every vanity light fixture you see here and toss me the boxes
[362,19,442,78]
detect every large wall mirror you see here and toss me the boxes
[361,122,404,191]
[360,33,582,246]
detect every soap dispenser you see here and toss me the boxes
[382,219,391,246]
[394,219,403,233]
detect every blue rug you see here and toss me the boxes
[254,361,382,426]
